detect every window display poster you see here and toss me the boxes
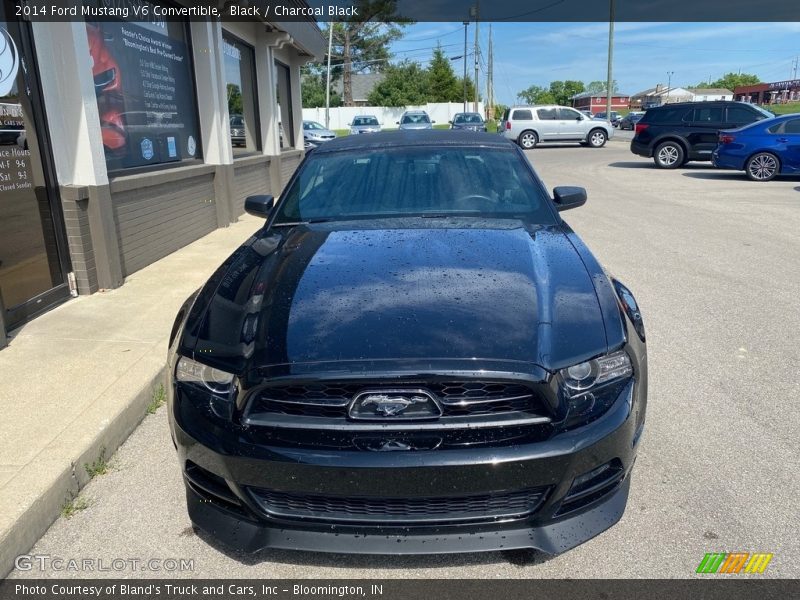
[86,18,201,170]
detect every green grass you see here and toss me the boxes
[147,383,166,415]
[769,102,800,115]
[61,496,91,519]
[84,447,111,479]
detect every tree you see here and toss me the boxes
[458,75,478,102]
[367,61,428,107]
[426,45,461,102]
[585,80,619,94]
[324,1,411,106]
[549,80,585,106]
[301,71,342,108]
[226,84,242,115]
[517,85,555,105]
[695,72,760,90]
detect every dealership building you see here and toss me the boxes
[734,79,800,105]
[0,3,325,347]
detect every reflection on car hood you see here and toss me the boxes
[189,220,611,374]
[399,123,432,129]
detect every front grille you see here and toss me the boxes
[250,381,542,420]
[247,487,549,524]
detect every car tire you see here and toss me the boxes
[587,128,607,148]
[518,130,538,149]
[653,141,684,169]
[745,152,780,182]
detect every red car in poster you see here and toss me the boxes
[86,23,126,155]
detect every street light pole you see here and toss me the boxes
[666,71,674,103]
[325,24,333,129]
[462,21,468,112]
[605,0,615,124]
[473,2,480,113]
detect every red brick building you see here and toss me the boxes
[734,79,800,105]
[571,91,630,114]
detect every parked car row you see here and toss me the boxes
[301,111,488,148]
[629,100,796,181]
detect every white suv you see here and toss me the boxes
[500,105,614,149]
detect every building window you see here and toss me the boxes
[222,31,260,156]
[274,60,294,149]
[85,10,202,172]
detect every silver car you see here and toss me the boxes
[303,120,336,147]
[500,105,614,149]
[397,111,434,130]
[350,115,381,134]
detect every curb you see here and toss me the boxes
[0,346,167,578]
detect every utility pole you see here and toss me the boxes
[462,21,468,112]
[487,24,493,120]
[792,56,798,80]
[605,0,614,123]
[325,24,333,129]
[472,3,479,113]
[666,71,674,102]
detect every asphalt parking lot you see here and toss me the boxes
[11,138,800,579]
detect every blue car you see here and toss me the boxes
[712,113,800,181]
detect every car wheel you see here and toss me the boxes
[518,130,538,149]
[588,129,607,148]
[653,141,684,169]
[745,152,779,182]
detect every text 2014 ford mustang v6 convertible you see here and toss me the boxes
[166,130,647,555]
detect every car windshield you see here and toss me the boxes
[304,121,326,130]
[274,146,554,224]
[401,114,430,124]
[230,116,244,127]
[454,114,483,124]
[353,117,379,126]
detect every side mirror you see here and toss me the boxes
[396,121,400,125]
[244,194,275,218]
[432,120,437,124]
[552,186,587,212]
[576,115,583,121]
[448,120,453,124]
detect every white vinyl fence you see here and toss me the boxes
[302,102,486,131]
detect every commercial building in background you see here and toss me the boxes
[570,91,631,115]
[734,79,800,105]
[0,3,325,347]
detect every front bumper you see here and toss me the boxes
[170,378,643,555]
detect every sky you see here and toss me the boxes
[388,22,800,106]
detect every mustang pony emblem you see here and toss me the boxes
[360,394,429,416]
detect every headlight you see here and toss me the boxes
[558,350,633,429]
[176,357,235,394]
[176,357,237,419]
[560,350,632,394]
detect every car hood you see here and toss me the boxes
[352,126,381,133]
[305,129,336,138]
[399,123,432,129]
[189,221,610,374]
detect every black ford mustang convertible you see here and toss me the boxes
[167,130,647,555]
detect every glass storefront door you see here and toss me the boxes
[0,5,71,331]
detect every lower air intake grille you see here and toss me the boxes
[248,487,549,524]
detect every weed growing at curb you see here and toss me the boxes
[61,496,91,519]
[147,383,166,415]
[84,447,110,479]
